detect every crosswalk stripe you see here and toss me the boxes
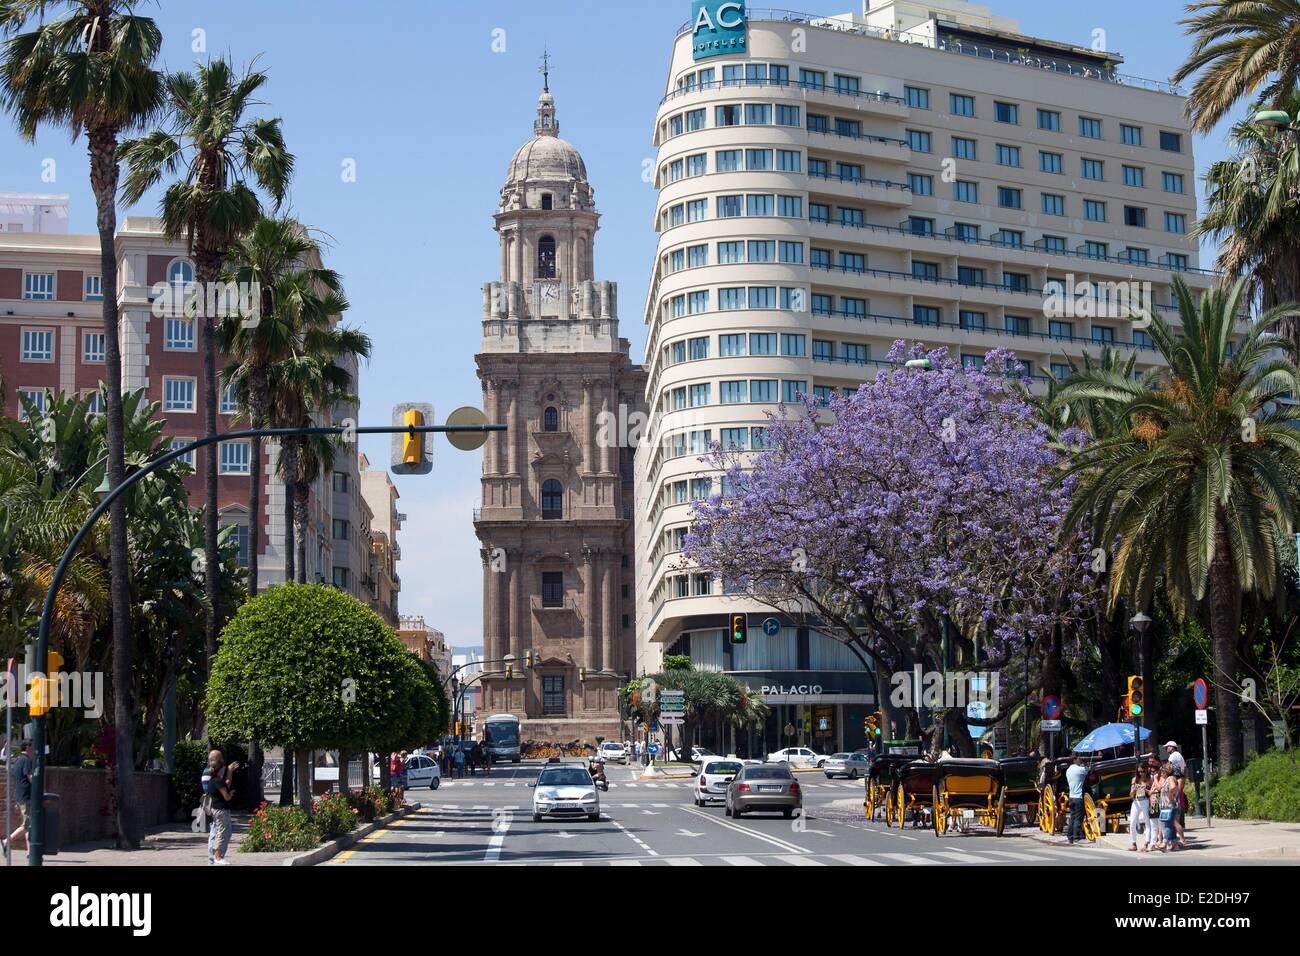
[774,854,826,866]
[928,849,1000,864]
[664,857,703,866]
[828,854,883,865]
[553,861,582,866]
[721,856,762,866]
[609,859,643,866]
[876,852,939,865]
[979,849,1048,862]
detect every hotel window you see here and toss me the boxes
[23,273,54,300]
[17,389,46,419]
[686,108,705,130]
[951,136,976,160]
[1134,330,1153,347]
[1165,212,1187,233]
[780,287,803,310]
[1123,165,1145,187]
[776,149,800,171]
[1126,247,1150,265]
[906,129,931,153]
[748,286,776,309]
[908,216,934,236]
[163,378,195,412]
[221,383,239,414]
[835,116,862,137]
[748,240,775,262]
[21,328,53,361]
[1124,206,1148,228]
[1049,320,1074,340]
[750,333,776,355]
[226,526,249,568]
[1081,158,1104,180]
[687,244,708,268]
[82,330,105,363]
[995,144,1020,167]
[1084,241,1109,259]
[908,173,933,195]
[1037,109,1061,132]
[1040,151,1062,174]
[812,339,834,361]
[667,204,684,227]
[1162,172,1185,193]
[1159,131,1182,152]
[686,199,707,222]
[778,241,803,263]
[961,354,985,370]
[1121,124,1143,146]
[834,74,859,95]
[1166,253,1189,270]
[781,380,806,403]
[541,479,563,519]
[689,384,710,407]
[689,430,712,454]
[716,195,742,217]
[835,161,862,181]
[1005,315,1031,336]
[775,104,800,126]
[838,206,863,226]
[959,310,986,331]
[1084,200,1107,222]
[808,157,829,178]
[167,259,194,288]
[84,275,103,301]
[669,295,685,318]
[165,316,196,350]
[811,293,832,314]
[842,342,868,364]
[744,103,771,125]
[780,333,806,356]
[770,63,789,86]
[715,104,740,126]
[332,471,349,493]
[688,335,709,359]
[913,304,941,326]
[912,260,939,281]
[1051,363,1072,381]
[720,380,746,403]
[686,153,707,176]
[841,296,866,317]
[81,389,104,416]
[745,63,767,86]
[668,159,684,182]
[220,440,251,475]
[1041,235,1066,253]
[806,113,829,133]
[669,386,686,410]
[1041,193,1065,216]
[689,477,712,500]
[167,436,196,469]
[1079,116,1103,138]
[745,148,771,170]
[745,194,773,216]
[1093,325,1116,344]
[541,573,564,609]
[718,240,744,263]
[718,287,744,310]
[720,427,747,450]
[669,114,683,137]
[953,222,979,242]
[1003,271,1029,291]
[750,379,777,401]
[687,290,709,313]
[812,386,836,406]
[750,426,772,449]
[799,68,825,90]
[997,187,1022,209]
[905,86,929,109]
[953,180,978,203]
[994,101,1019,124]
[999,230,1025,248]
[838,252,865,273]
[949,93,975,116]
[776,195,802,217]
[957,266,985,287]
[809,202,831,224]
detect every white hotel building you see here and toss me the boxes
[633,0,1212,755]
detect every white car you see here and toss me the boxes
[766,747,827,769]
[599,741,628,764]
[531,764,602,822]
[694,757,745,806]
[370,754,441,789]
[668,745,716,764]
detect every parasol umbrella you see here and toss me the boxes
[1072,722,1152,752]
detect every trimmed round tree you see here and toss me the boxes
[206,583,424,803]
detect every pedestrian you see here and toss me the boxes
[205,749,239,865]
[2,741,33,857]
[1149,764,1167,850]
[453,746,466,779]
[1064,753,1088,845]
[1128,765,1156,852]
[399,750,410,791]
[1157,761,1180,852]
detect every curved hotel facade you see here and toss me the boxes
[634,0,1212,756]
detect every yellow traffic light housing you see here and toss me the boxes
[402,408,423,466]
[28,649,65,716]
[578,666,587,682]
[390,403,434,475]
[729,613,747,645]
[1127,675,1145,718]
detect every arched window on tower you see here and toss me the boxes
[543,406,559,431]
[541,193,553,210]
[537,235,557,279]
[541,478,563,519]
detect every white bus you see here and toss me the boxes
[483,713,521,763]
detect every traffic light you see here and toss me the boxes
[402,408,424,466]
[578,666,587,682]
[523,649,534,668]
[28,649,64,717]
[390,403,433,475]
[729,613,747,645]
[864,709,882,737]
[504,664,513,679]
[1127,675,1145,718]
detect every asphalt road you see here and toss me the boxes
[328,760,1273,867]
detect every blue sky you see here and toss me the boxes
[0,1,1250,646]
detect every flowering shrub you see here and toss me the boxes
[313,792,360,839]
[345,785,400,822]
[239,803,320,853]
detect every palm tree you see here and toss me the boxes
[1060,276,1300,770]
[118,57,292,673]
[218,216,344,596]
[0,1,161,847]
[1197,90,1300,339]
[1174,1,1300,133]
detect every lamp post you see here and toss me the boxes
[1130,611,1153,768]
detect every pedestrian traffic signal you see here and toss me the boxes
[1127,675,1144,717]
[729,613,747,645]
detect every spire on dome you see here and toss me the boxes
[534,49,558,137]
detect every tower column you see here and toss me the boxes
[508,549,523,661]
[584,547,599,671]
[484,379,500,475]
[600,381,615,475]
[601,555,616,674]
[583,380,595,475]
[512,228,523,284]
[505,385,518,475]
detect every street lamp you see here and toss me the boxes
[1130,611,1153,766]
[905,358,933,370]
[1253,109,1298,131]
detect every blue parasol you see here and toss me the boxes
[1072,722,1152,752]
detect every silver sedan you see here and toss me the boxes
[823,752,871,779]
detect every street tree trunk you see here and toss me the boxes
[88,123,140,849]
[279,750,295,806]
[195,248,222,676]
[296,750,311,811]
[282,441,296,583]
[294,475,310,584]
[1209,517,1244,773]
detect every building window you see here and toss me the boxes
[164,316,196,351]
[163,376,196,412]
[167,436,196,469]
[332,471,349,494]
[1121,124,1143,146]
[543,406,559,432]
[997,187,1022,209]
[949,93,975,116]
[1037,109,1061,132]
[85,275,103,301]
[1165,212,1187,234]
[1124,206,1147,228]
[81,389,104,416]
[1162,172,1185,193]
[220,383,239,414]
[1042,193,1065,216]
[1081,158,1104,180]
[21,328,53,361]
[1123,165,1145,187]
[1159,131,1182,152]
[953,180,978,203]
[1079,116,1103,139]
[541,478,563,519]
[995,144,1020,166]
[541,193,553,210]
[220,440,251,475]
[17,388,46,419]
[1084,200,1107,222]
[1039,151,1062,174]
[226,525,249,568]
[23,273,54,300]
[906,129,931,153]
[542,674,565,714]
[332,518,349,540]
[536,235,556,279]
[951,136,976,160]
[82,330,105,363]
[167,259,194,287]
[904,86,929,109]
[994,101,1018,124]
[541,572,564,608]
[332,566,349,589]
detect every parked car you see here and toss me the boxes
[668,745,716,764]
[370,754,441,789]
[765,747,828,769]
[725,764,802,818]
[694,757,745,806]
[822,752,871,779]
[530,764,601,822]
[599,741,628,764]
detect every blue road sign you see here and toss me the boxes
[648,743,661,755]
[762,617,781,637]
[1041,695,1062,720]
[1193,678,1208,710]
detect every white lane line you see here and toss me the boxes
[928,849,1000,864]
[721,855,762,866]
[665,857,703,866]
[876,852,939,865]
[608,816,659,857]
[484,813,511,864]
[774,854,826,866]
[828,854,884,866]
[677,805,811,855]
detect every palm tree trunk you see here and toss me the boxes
[196,253,222,674]
[88,124,140,849]
[247,369,266,596]
[294,475,310,584]
[1209,517,1244,773]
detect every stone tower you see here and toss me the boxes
[474,77,646,744]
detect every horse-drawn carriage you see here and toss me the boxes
[998,755,1042,826]
[880,758,1007,836]
[864,754,914,821]
[1036,756,1100,841]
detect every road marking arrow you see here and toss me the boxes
[676,828,704,837]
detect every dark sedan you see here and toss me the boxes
[725,764,802,818]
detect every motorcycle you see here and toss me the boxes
[588,757,610,791]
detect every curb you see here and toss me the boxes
[282,802,421,866]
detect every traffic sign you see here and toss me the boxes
[1041,719,1062,732]
[648,743,661,754]
[444,405,490,450]
[1195,709,1208,726]
[1193,678,1208,710]
[659,716,683,726]
[762,617,781,636]
[1041,695,1062,720]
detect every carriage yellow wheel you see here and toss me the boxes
[1082,794,1100,842]
[884,785,897,827]
[865,782,878,820]
[932,785,948,837]
[1038,785,1056,833]
[995,791,1006,837]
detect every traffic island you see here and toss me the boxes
[284,801,422,866]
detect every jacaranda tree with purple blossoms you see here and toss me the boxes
[683,343,1099,754]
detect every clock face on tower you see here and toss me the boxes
[538,281,560,304]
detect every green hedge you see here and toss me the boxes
[1212,750,1300,822]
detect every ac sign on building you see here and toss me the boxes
[691,0,746,60]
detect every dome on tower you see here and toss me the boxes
[499,83,596,213]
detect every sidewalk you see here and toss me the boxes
[1085,815,1300,859]
[31,814,298,866]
